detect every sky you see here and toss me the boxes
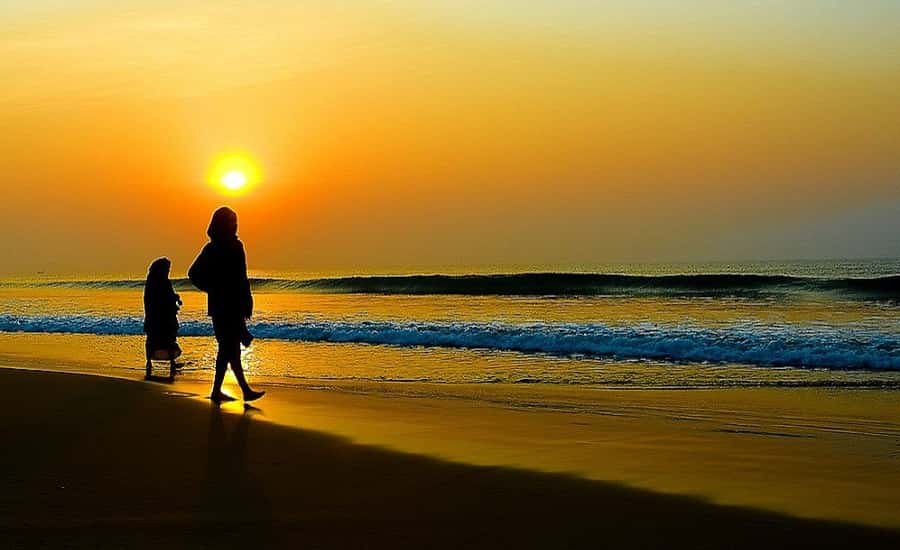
[1,1,899,275]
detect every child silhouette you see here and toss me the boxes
[143,257,182,379]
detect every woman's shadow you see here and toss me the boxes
[196,403,274,543]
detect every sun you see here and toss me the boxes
[209,153,260,195]
[221,170,247,190]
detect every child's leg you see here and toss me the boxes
[145,340,152,379]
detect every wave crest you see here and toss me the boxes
[1,314,897,371]
[5,273,898,299]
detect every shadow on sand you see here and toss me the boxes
[1,369,898,549]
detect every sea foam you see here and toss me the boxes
[1,314,897,371]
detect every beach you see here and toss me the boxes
[2,263,899,546]
[2,366,899,548]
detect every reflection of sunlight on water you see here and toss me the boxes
[222,369,241,395]
[242,344,259,372]
[220,370,241,397]
[3,332,900,389]
[198,348,217,372]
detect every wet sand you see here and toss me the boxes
[1,368,898,549]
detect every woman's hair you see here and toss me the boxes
[207,206,238,242]
[147,257,171,280]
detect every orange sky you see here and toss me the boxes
[1,1,899,274]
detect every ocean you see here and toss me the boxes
[1,259,899,395]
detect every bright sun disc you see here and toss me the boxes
[221,170,247,190]
[209,153,260,195]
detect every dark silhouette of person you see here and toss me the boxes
[189,207,265,403]
[143,257,182,379]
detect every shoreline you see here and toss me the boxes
[2,367,899,548]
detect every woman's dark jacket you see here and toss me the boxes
[188,237,253,320]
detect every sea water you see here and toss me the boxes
[1,259,899,394]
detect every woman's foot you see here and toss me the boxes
[210,392,237,404]
[243,389,266,402]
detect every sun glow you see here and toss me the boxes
[209,153,260,195]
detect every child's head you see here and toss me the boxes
[148,257,171,280]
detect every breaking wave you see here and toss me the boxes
[5,273,898,299]
[1,314,897,371]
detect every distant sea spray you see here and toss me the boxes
[3,273,900,300]
[1,314,898,371]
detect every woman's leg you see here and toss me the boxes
[226,338,265,401]
[211,317,264,402]
[227,340,252,395]
[211,340,234,398]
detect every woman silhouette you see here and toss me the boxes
[189,207,265,403]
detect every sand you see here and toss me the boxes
[1,368,899,548]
